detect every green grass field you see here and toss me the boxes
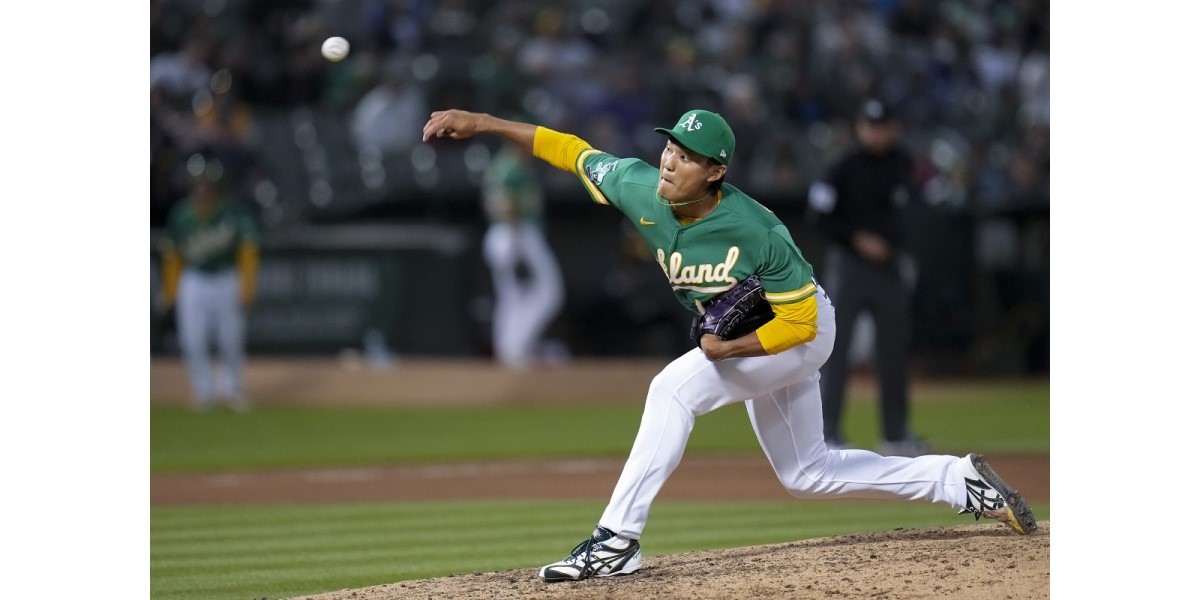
[151,379,1048,473]
[150,378,1049,600]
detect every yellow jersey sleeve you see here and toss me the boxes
[161,250,183,305]
[532,127,593,173]
[237,243,260,305]
[754,294,819,354]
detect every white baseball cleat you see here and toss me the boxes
[960,453,1038,534]
[539,526,643,582]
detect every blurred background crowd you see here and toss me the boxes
[150,0,1049,376]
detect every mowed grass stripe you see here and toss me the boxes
[154,498,964,550]
[153,523,591,564]
[151,379,1048,473]
[151,564,418,600]
[151,405,646,473]
[151,499,1050,600]
[151,501,603,542]
[153,540,569,576]
[157,505,900,564]
[151,502,604,599]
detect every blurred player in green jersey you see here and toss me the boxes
[481,145,564,368]
[160,156,260,411]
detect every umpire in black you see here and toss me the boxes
[808,98,924,456]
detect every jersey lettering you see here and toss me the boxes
[655,246,740,293]
[577,151,814,311]
[183,221,237,264]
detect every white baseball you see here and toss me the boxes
[321,37,350,62]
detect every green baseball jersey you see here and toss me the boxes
[575,151,815,314]
[164,197,259,273]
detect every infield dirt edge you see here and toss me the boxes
[288,521,1050,600]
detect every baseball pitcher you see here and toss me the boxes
[421,108,1036,582]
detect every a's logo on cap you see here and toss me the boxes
[680,113,703,131]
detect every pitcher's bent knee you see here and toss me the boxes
[780,446,838,498]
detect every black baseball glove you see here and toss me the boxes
[690,275,776,347]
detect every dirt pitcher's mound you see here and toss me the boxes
[289,522,1050,600]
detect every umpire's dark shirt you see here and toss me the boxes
[812,144,916,265]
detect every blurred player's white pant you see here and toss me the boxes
[178,268,245,408]
[483,222,564,368]
[599,286,975,539]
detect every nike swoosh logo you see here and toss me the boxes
[640,217,655,226]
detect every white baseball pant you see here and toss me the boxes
[483,221,564,368]
[177,268,246,408]
[599,287,975,539]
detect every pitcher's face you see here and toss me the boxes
[657,138,724,202]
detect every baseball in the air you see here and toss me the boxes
[321,36,350,62]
